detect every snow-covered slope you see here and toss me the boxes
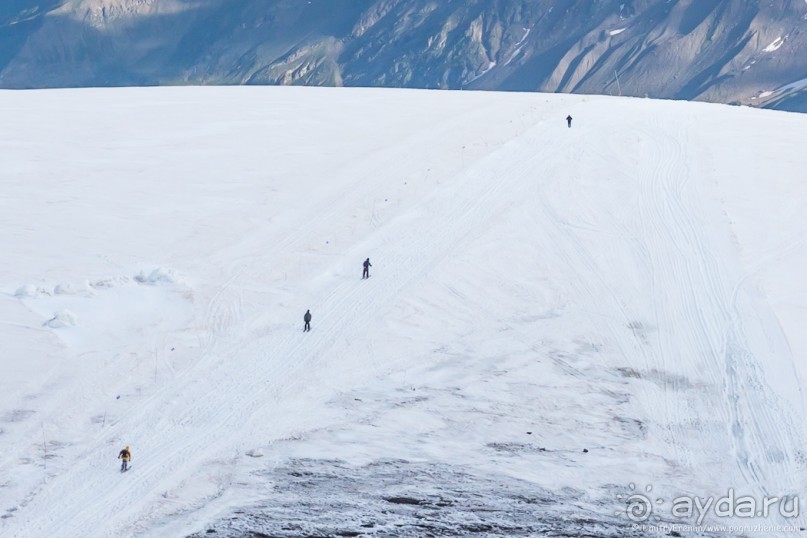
[1,87,806,536]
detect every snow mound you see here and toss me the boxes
[54,282,93,296]
[245,448,264,458]
[14,285,52,298]
[134,267,181,286]
[44,310,78,328]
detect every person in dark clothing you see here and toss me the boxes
[362,258,372,279]
[566,115,573,128]
[118,446,131,472]
[303,309,312,332]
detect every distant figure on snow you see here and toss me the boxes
[566,115,573,128]
[303,309,312,332]
[118,446,131,472]
[362,258,372,279]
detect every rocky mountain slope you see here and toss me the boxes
[1,0,806,111]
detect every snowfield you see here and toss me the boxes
[1,86,806,537]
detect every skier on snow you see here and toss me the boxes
[362,258,372,279]
[118,446,131,472]
[566,115,573,128]
[303,309,312,332]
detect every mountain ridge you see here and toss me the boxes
[1,0,806,112]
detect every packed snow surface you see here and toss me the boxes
[1,86,807,536]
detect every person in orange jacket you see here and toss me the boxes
[118,446,132,472]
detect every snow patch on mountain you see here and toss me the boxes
[763,36,785,52]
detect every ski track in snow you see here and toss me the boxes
[3,96,569,537]
[1,87,807,536]
[640,111,802,496]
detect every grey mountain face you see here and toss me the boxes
[1,0,806,112]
